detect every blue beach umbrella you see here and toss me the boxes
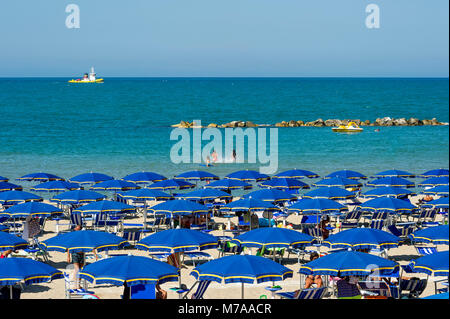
[148,199,209,217]
[41,230,128,253]
[322,228,400,250]
[175,188,231,201]
[204,179,252,191]
[313,177,362,188]
[0,176,8,183]
[79,255,179,287]
[366,176,415,188]
[50,190,106,204]
[230,228,315,249]
[409,251,449,277]
[325,170,367,180]
[422,197,449,209]
[72,200,135,215]
[409,225,449,245]
[0,190,42,205]
[0,258,63,286]
[286,198,347,214]
[242,189,297,203]
[30,181,81,192]
[0,182,23,192]
[225,170,270,182]
[303,186,356,200]
[175,170,219,181]
[358,197,417,214]
[273,169,319,179]
[299,251,399,277]
[0,225,9,232]
[0,202,62,219]
[0,232,29,251]
[258,178,310,190]
[420,169,449,178]
[118,188,173,202]
[374,169,415,178]
[221,198,281,213]
[418,176,449,188]
[422,185,449,197]
[90,180,140,192]
[147,179,195,191]
[136,228,218,253]
[17,172,64,182]
[362,187,415,199]
[69,172,114,185]
[190,255,293,298]
[121,171,167,184]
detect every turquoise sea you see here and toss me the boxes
[0,78,448,186]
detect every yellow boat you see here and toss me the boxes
[332,121,363,133]
[68,78,104,83]
[68,67,103,83]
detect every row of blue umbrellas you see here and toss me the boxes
[1,249,444,299]
[1,225,448,297]
[2,168,448,186]
[1,190,447,222]
[0,168,449,183]
[2,175,448,196]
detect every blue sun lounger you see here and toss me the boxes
[276,287,327,299]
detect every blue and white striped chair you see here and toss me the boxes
[182,280,212,299]
[415,246,438,256]
[399,278,427,298]
[369,219,385,230]
[122,230,142,246]
[340,210,362,229]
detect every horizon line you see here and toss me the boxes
[0,76,449,79]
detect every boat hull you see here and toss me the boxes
[68,78,104,83]
[332,128,363,133]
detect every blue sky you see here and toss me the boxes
[0,0,448,77]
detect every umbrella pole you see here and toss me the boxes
[143,206,147,231]
[10,285,12,300]
[241,282,244,299]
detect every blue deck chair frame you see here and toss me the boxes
[276,287,326,299]
[369,219,385,230]
[340,210,362,229]
[182,280,212,299]
[399,278,427,299]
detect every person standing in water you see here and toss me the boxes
[211,150,218,163]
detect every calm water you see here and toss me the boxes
[0,77,448,184]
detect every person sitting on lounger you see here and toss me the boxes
[302,252,323,290]
[336,276,361,299]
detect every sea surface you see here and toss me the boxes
[0,77,448,191]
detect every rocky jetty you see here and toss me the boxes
[172,117,447,128]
